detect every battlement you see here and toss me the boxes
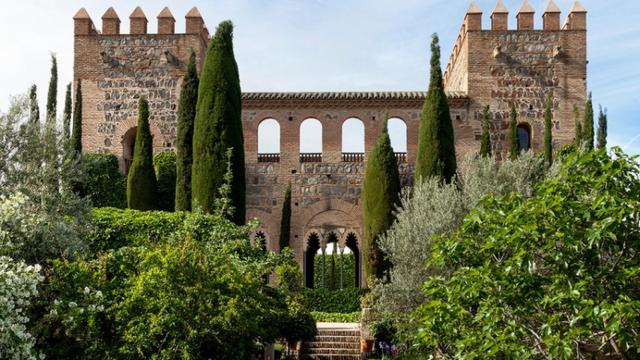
[73,6,210,42]
[444,0,587,87]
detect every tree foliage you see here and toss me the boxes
[154,151,177,212]
[480,105,491,158]
[70,82,83,154]
[574,104,582,147]
[35,212,316,359]
[0,95,90,263]
[192,21,245,224]
[45,54,57,133]
[413,148,640,359]
[82,153,126,208]
[28,85,39,127]
[175,51,199,212]
[279,183,292,251]
[127,97,158,210]
[597,105,608,149]
[62,83,72,140]
[583,93,594,151]
[374,153,545,319]
[362,121,400,281]
[509,104,520,160]
[415,33,457,183]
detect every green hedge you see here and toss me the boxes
[87,208,189,254]
[313,252,356,290]
[83,153,126,208]
[302,288,366,313]
[154,151,176,212]
[311,311,360,323]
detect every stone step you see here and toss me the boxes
[303,341,360,350]
[312,335,360,342]
[300,347,361,355]
[300,355,361,360]
[315,329,360,337]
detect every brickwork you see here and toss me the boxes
[75,2,588,287]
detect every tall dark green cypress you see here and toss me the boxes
[415,33,457,183]
[127,97,158,210]
[192,21,245,224]
[70,82,83,154]
[597,105,608,150]
[480,105,491,158]
[362,119,400,282]
[175,51,199,211]
[62,83,72,140]
[509,104,520,160]
[544,96,553,167]
[279,183,292,251]
[573,105,583,147]
[45,54,58,131]
[29,85,40,127]
[583,93,594,151]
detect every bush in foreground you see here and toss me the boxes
[413,149,640,359]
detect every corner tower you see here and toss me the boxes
[444,0,587,158]
[73,7,209,172]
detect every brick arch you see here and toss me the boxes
[257,117,281,154]
[113,116,164,172]
[301,198,362,249]
[247,209,279,252]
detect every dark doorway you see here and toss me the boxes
[346,233,360,288]
[122,127,137,174]
[304,233,320,288]
[517,123,531,151]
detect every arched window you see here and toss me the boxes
[517,123,531,151]
[122,127,137,175]
[341,118,365,162]
[300,118,323,162]
[387,117,407,162]
[257,119,280,163]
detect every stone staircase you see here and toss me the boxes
[300,323,361,360]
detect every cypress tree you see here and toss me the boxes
[45,54,58,131]
[415,33,457,183]
[573,105,582,147]
[175,51,199,211]
[480,105,491,158]
[70,82,83,153]
[509,104,520,159]
[583,93,594,151]
[544,96,553,167]
[362,119,400,282]
[29,85,40,127]
[192,21,245,224]
[127,97,158,210]
[279,183,292,251]
[62,83,72,140]
[597,105,608,149]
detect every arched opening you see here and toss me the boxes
[517,123,532,151]
[257,119,280,163]
[304,233,321,288]
[341,118,365,162]
[122,127,137,175]
[300,118,323,163]
[388,117,407,163]
[345,233,360,288]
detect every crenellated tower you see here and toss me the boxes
[444,0,587,158]
[73,6,210,172]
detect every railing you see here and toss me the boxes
[300,153,323,163]
[257,153,280,163]
[395,152,407,163]
[342,153,364,162]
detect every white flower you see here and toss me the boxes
[83,287,90,294]
[97,305,104,312]
[95,290,102,298]
[68,302,77,308]
[49,309,58,317]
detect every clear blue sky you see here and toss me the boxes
[0,0,638,155]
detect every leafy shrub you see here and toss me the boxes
[83,153,126,208]
[413,149,640,359]
[311,312,360,323]
[313,251,356,290]
[154,151,176,212]
[86,208,189,253]
[302,288,366,313]
[35,212,316,359]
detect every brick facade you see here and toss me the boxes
[74,2,587,287]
